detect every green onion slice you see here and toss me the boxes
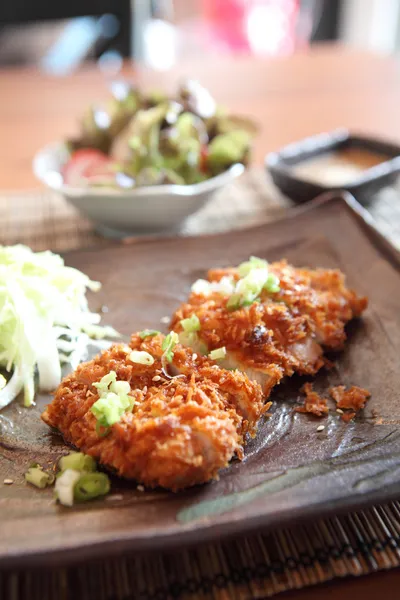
[161,331,179,363]
[178,331,208,356]
[139,329,160,339]
[237,256,268,277]
[226,293,241,311]
[55,469,81,506]
[93,371,117,394]
[59,452,96,474]
[0,374,6,391]
[209,347,227,361]
[91,371,134,432]
[264,272,280,293]
[25,466,54,489]
[129,350,155,366]
[73,472,111,503]
[180,314,200,333]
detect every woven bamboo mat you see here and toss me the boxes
[1,170,400,600]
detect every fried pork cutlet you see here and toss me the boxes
[170,258,367,394]
[42,334,264,491]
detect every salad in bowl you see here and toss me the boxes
[33,80,256,235]
[60,79,257,189]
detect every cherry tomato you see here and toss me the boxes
[62,149,114,186]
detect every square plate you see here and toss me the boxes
[1,192,400,568]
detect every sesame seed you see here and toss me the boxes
[316,425,325,432]
[105,494,123,502]
[152,375,161,382]
[192,354,198,361]
[160,316,170,324]
[3,479,13,485]
[336,408,344,414]
[137,485,145,492]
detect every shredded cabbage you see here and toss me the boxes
[0,245,119,410]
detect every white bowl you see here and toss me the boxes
[33,142,245,237]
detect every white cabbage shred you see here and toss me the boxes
[0,245,118,410]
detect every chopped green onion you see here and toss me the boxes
[129,350,155,366]
[139,329,160,339]
[55,469,81,506]
[91,371,133,431]
[264,273,280,293]
[0,374,6,390]
[235,268,270,307]
[226,294,241,311]
[93,371,117,394]
[92,392,131,427]
[73,472,110,503]
[180,314,200,333]
[191,279,211,296]
[238,256,268,277]
[191,276,235,298]
[111,380,131,395]
[25,466,54,489]
[209,347,227,361]
[59,452,96,474]
[178,331,208,356]
[162,331,179,363]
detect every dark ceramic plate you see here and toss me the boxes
[266,129,400,205]
[1,193,400,569]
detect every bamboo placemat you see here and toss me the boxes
[1,171,400,600]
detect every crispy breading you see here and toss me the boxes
[294,382,329,418]
[42,334,264,491]
[170,260,367,393]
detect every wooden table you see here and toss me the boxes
[1,44,400,190]
[1,43,400,598]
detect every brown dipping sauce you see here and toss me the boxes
[292,147,390,187]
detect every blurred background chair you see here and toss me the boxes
[0,0,138,73]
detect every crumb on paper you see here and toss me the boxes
[263,401,273,418]
[294,382,329,417]
[137,485,145,492]
[3,478,13,485]
[160,316,170,324]
[329,385,371,422]
[341,411,356,423]
[330,385,370,411]
[316,425,325,432]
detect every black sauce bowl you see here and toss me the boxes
[266,129,400,205]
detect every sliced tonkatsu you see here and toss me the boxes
[170,257,367,394]
[42,332,264,491]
